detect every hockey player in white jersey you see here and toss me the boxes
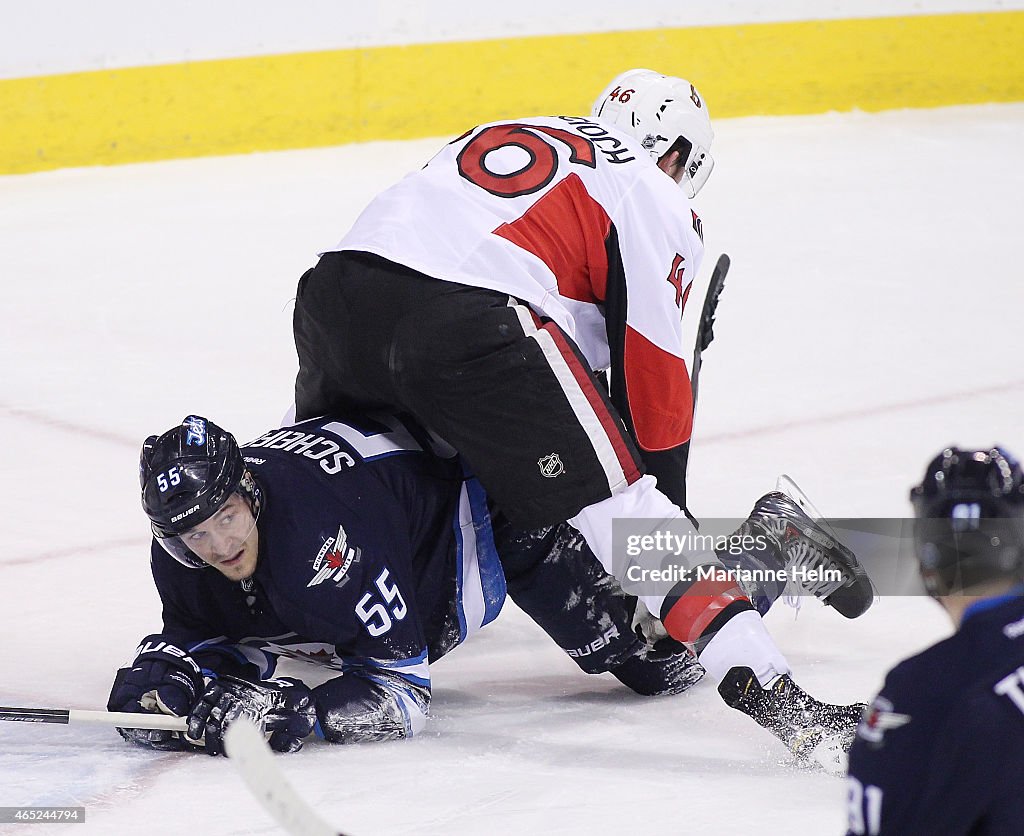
[291,68,873,764]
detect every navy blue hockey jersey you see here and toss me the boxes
[149,414,505,741]
[846,592,1024,835]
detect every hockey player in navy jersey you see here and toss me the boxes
[108,414,705,754]
[846,447,1024,835]
[290,67,872,760]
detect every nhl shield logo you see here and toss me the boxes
[538,453,564,478]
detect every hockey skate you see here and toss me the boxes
[718,666,865,775]
[741,489,873,618]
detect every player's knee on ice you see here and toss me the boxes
[493,515,703,696]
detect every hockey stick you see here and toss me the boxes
[4,707,347,833]
[0,706,187,731]
[224,721,347,836]
[679,253,730,495]
[690,252,730,410]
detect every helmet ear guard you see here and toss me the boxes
[591,68,715,198]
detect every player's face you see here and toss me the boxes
[181,492,259,580]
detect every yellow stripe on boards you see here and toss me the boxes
[1,11,1022,175]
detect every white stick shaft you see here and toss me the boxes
[225,721,342,836]
[68,709,188,731]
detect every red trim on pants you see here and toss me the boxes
[662,578,750,646]
[540,321,642,486]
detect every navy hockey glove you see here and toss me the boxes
[107,635,204,750]
[186,675,316,756]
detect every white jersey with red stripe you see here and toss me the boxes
[331,115,706,451]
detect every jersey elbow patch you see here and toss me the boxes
[623,326,693,450]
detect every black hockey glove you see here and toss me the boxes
[186,674,316,756]
[107,635,205,751]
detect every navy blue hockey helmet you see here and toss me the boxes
[140,415,261,568]
[909,446,1024,595]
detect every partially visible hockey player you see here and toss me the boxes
[290,67,872,759]
[845,447,1024,835]
[108,414,703,755]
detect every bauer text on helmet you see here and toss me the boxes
[591,68,714,198]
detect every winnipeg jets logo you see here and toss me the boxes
[307,523,361,588]
[857,695,910,747]
[184,415,207,446]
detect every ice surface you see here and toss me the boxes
[1,103,1022,835]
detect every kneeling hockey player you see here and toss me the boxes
[288,66,874,767]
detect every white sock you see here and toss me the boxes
[698,609,791,687]
[568,475,717,618]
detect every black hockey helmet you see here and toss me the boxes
[140,415,261,568]
[909,446,1024,595]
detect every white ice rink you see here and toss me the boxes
[1,103,1023,835]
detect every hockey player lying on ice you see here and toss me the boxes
[111,413,867,769]
[109,413,701,755]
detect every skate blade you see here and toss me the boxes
[784,726,852,776]
[775,474,877,619]
[807,734,851,777]
[775,474,840,540]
